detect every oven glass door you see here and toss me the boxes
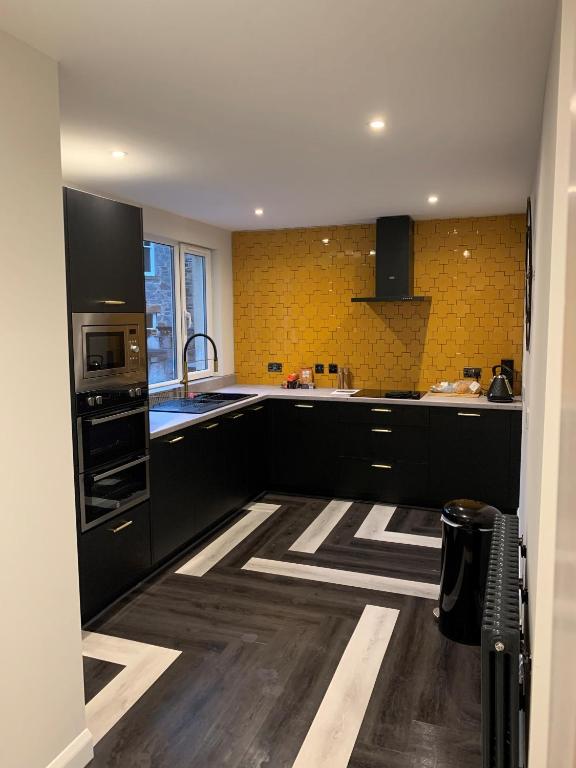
[78,405,148,473]
[81,455,149,531]
[82,325,129,379]
[85,329,126,372]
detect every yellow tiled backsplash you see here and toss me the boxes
[232,215,525,392]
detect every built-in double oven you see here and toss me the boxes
[73,312,150,532]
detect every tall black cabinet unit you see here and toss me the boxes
[64,188,151,623]
[64,187,145,313]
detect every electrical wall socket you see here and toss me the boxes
[267,362,283,372]
[328,363,338,374]
[463,367,482,379]
[315,364,325,374]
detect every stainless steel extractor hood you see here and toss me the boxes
[351,215,429,302]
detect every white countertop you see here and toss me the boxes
[149,385,522,439]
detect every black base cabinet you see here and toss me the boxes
[269,400,338,495]
[429,407,518,510]
[78,502,151,622]
[150,403,270,566]
[150,429,202,564]
[334,402,430,505]
[147,399,522,591]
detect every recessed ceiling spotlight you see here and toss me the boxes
[428,195,439,205]
[254,208,264,216]
[369,118,386,131]
[111,150,127,159]
[463,249,471,258]
[322,238,330,244]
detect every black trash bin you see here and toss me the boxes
[437,499,499,645]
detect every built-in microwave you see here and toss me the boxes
[72,312,147,392]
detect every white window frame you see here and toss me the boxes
[144,236,214,389]
[143,241,156,277]
[178,243,214,383]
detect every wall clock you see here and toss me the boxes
[525,197,533,352]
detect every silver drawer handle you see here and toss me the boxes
[251,406,265,412]
[229,413,244,419]
[371,463,392,470]
[100,299,126,305]
[457,412,481,417]
[92,455,149,482]
[371,408,392,413]
[167,435,185,444]
[372,428,392,433]
[202,422,219,430]
[87,405,148,425]
[294,404,314,408]
[108,520,133,534]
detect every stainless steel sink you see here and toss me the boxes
[151,392,257,415]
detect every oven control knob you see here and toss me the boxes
[95,395,103,406]
[86,396,95,407]
[128,388,136,398]
[135,387,142,397]
[130,344,140,353]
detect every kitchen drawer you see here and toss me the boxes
[336,458,429,505]
[273,399,337,422]
[339,422,429,461]
[78,501,151,622]
[338,402,429,427]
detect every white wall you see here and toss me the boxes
[547,13,576,759]
[142,204,234,377]
[520,0,575,764]
[0,31,92,768]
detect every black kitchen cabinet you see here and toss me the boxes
[269,400,338,494]
[336,403,430,504]
[243,403,270,496]
[429,407,516,510]
[224,403,270,507]
[148,398,522,573]
[64,187,145,313]
[78,501,151,622]
[150,430,202,563]
[150,405,268,565]
[150,417,228,564]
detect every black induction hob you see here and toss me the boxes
[351,389,423,400]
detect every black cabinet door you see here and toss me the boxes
[270,400,338,494]
[222,410,253,512]
[244,403,270,495]
[226,403,269,503]
[78,501,151,622]
[509,411,522,508]
[150,430,201,564]
[190,418,232,531]
[429,408,512,509]
[64,188,145,313]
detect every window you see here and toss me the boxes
[144,239,213,387]
[143,242,156,276]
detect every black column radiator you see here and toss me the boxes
[481,512,522,768]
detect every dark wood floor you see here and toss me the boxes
[84,495,481,768]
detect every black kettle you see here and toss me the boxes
[487,365,513,402]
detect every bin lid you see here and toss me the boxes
[442,499,499,529]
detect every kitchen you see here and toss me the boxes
[2,2,575,768]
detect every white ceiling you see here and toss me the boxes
[0,0,556,230]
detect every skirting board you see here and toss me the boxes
[45,728,94,768]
